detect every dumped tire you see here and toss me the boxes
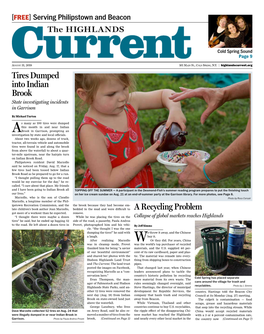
[41,258,48,263]
[37,268,53,284]
[48,259,59,270]
[15,273,35,294]
[33,278,52,295]
[26,266,39,279]
[51,247,61,259]
[34,260,43,269]
[42,262,56,275]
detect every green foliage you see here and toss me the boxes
[12,282,49,309]
[195,249,213,276]
[12,246,52,267]
[75,74,250,188]
[12,251,27,267]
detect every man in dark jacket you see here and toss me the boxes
[56,234,75,269]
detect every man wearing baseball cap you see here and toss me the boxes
[56,234,75,269]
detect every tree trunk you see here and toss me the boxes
[67,230,72,239]
[55,231,62,246]
[32,230,36,246]
[21,230,24,246]
[12,232,23,251]
[52,230,56,247]
[40,230,46,246]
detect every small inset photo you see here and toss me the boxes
[12,230,84,309]
[208,15,252,48]
[195,221,252,275]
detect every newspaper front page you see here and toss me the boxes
[4,1,263,333]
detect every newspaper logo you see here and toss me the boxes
[12,14,31,21]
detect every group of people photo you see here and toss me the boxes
[208,15,252,48]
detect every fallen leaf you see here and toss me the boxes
[215,146,223,153]
[216,110,227,117]
[231,131,237,135]
[162,173,169,181]
[77,168,85,175]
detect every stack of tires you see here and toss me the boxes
[15,255,60,295]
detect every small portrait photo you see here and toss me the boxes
[208,15,252,48]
